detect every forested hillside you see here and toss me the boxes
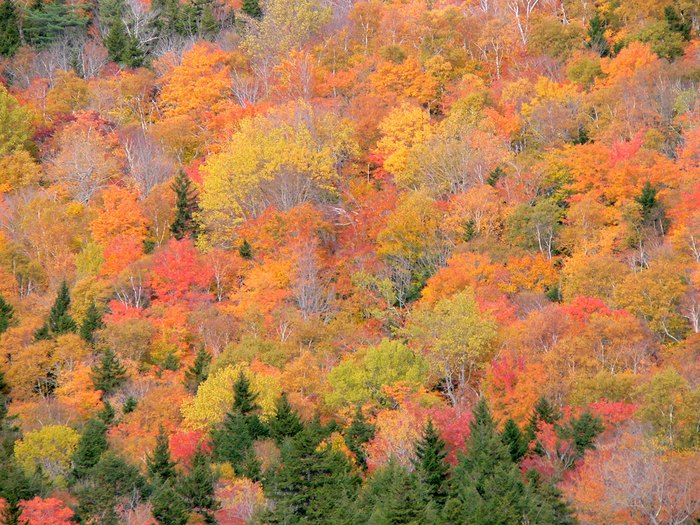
[0,0,698,523]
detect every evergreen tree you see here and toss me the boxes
[35,280,77,340]
[152,481,189,525]
[0,0,20,57]
[72,418,109,479]
[635,181,668,233]
[77,452,147,525]
[232,370,258,414]
[0,461,42,525]
[23,0,90,47]
[212,372,267,475]
[179,449,220,523]
[0,294,13,336]
[443,398,529,525]
[501,418,528,463]
[383,469,432,525]
[123,396,137,414]
[560,411,604,458]
[586,11,609,56]
[268,393,303,444]
[413,418,449,505]
[239,238,253,259]
[170,170,199,240]
[200,4,219,38]
[526,396,561,442]
[99,399,116,425]
[123,36,145,67]
[524,470,577,525]
[105,19,127,62]
[263,426,359,524]
[147,425,178,483]
[91,348,128,396]
[664,5,691,40]
[343,405,375,470]
[241,0,262,19]
[80,302,104,344]
[162,350,181,371]
[184,346,211,393]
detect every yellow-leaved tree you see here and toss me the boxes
[181,364,281,430]
[199,102,356,247]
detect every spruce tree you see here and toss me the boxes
[184,346,211,393]
[80,302,104,344]
[212,372,267,474]
[444,398,529,524]
[263,426,359,524]
[343,405,375,470]
[123,396,137,414]
[99,399,116,425]
[586,11,609,56]
[664,5,691,40]
[170,170,199,240]
[48,280,77,334]
[72,418,109,479]
[232,370,258,414]
[560,411,603,458]
[241,0,261,19]
[383,469,431,524]
[152,481,189,525]
[268,393,303,444]
[413,418,449,505]
[147,425,178,483]
[635,181,667,233]
[35,280,77,340]
[526,396,561,442]
[239,238,253,259]
[0,0,20,57]
[179,449,220,522]
[501,418,528,463]
[105,19,127,62]
[0,294,13,336]
[123,36,145,67]
[91,348,128,396]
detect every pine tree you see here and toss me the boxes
[179,449,220,522]
[152,481,189,525]
[91,348,128,396]
[200,3,218,38]
[184,347,211,393]
[0,0,20,57]
[239,238,253,259]
[170,170,199,240]
[0,295,13,335]
[241,0,262,19]
[343,405,375,470]
[162,351,181,371]
[268,393,303,444]
[72,418,109,479]
[80,302,104,344]
[413,418,449,505]
[501,418,528,463]
[524,470,577,525]
[147,425,177,483]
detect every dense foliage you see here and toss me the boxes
[0,0,699,523]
